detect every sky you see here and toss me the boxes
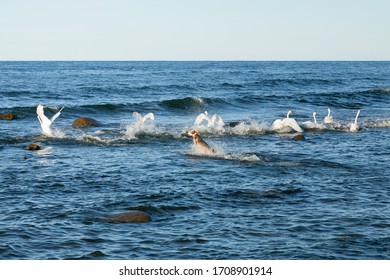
[0,0,389,60]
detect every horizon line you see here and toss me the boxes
[1,59,389,62]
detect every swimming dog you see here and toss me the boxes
[187,129,216,155]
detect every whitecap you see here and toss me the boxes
[78,135,107,144]
[224,153,262,162]
[231,120,269,135]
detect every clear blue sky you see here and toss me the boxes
[1,0,389,60]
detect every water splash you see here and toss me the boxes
[365,118,390,128]
[78,134,107,144]
[124,112,156,140]
[186,143,261,163]
[50,129,66,138]
[224,152,262,162]
[231,120,269,135]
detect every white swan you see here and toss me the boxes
[272,110,304,133]
[36,105,63,136]
[301,112,323,129]
[194,111,210,126]
[132,112,155,124]
[324,108,334,124]
[350,110,361,132]
[125,112,155,140]
[193,111,225,129]
[210,113,225,127]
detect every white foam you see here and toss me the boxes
[50,129,65,138]
[78,134,107,144]
[36,146,53,156]
[231,120,269,135]
[188,143,223,157]
[187,143,261,163]
[192,97,204,104]
[124,112,156,140]
[368,118,390,128]
[224,153,262,162]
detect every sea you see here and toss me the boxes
[0,61,389,260]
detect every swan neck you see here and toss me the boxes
[354,111,360,124]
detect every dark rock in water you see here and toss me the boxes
[25,143,41,150]
[0,112,14,120]
[227,121,241,128]
[106,210,152,223]
[293,134,305,141]
[72,117,100,128]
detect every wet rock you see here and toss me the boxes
[293,134,305,141]
[25,143,41,150]
[72,117,100,128]
[106,210,151,223]
[227,121,241,128]
[0,112,14,120]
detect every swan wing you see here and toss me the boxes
[324,116,334,124]
[283,118,304,133]
[142,112,155,123]
[36,105,52,127]
[272,119,283,130]
[50,107,64,123]
[301,121,314,129]
[211,114,225,127]
[132,112,142,122]
[194,112,210,126]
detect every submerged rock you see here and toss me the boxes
[72,117,100,128]
[0,112,14,120]
[293,134,305,141]
[25,143,41,151]
[106,210,152,223]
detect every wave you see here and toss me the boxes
[249,78,343,88]
[295,87,390,108]
[363,88,390,94]
[222,186,302,201]
[76,83,198,95]
[79,103,129,112]
[214,78,344,89]
[2,86,389,117]
[1,96,231,116]
[219,82,245,89]
[160,96,232,111]
[0,90,40,97]
[137,84,197,92]
[160,97,206,111]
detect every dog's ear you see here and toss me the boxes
[187,129,198,136]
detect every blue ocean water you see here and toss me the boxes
[0,61,389,259]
